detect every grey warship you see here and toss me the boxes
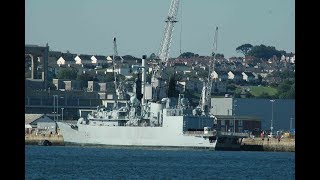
[57,54,219,149]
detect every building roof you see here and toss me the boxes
[78,54,92,60]
[230,71,243,76]
[94,55,106,60]
[61,53,76,62]
[214,71,228,76]
[243,72,255,77]
[25,114,44,124]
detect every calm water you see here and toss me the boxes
[25,145,295,179]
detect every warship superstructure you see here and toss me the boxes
[57,96,218,149]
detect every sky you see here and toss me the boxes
[25,0,295,59]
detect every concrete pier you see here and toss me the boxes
[241,137,295,152]
[25,134,64,146]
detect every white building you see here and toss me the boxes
[210,97,234,115]
[25,114,57,134]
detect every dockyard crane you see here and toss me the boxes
[158,0,180,63]
[152,0,180,101]
[199,26,218,115]
[112,37,125,101]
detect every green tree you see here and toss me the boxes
[277,80,295,99]
[47,81,57,90]
[227,83,237,92]
[257,75,263,84]
[248,44,284,60]
[236,44,253,56]
[215,53,224,58]
[167,75,179,98]
[99,72,115,82]
[148,53,157,60]
[77,73,94,87]
[57,68,78,80]
[197,70,209,79]
[179,52,199,58]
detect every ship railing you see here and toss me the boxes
[217,131,250,137]
[183,130,216,136]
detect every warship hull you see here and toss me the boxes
[57,116,217,149]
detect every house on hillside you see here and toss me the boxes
[177,77,203,93]
[75,54,93,65]
[211,81,227,94]
[91,55,107,66]
[228,71,243,82]
[25,114,57,134]
[57,53,76,66]
[242,72,257,82]
[212,71,228,81]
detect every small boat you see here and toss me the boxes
[38,140,52,146]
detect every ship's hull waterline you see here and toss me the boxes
[57,122,217,149]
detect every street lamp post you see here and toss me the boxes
[57,96,59,120]
[61,108,64,121]
[53,95,59,121]
[53,95,55,121]
[270,100,275,137]
[290,117,294,130]
[233,99,237,133]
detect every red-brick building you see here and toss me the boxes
[214,115,261,133]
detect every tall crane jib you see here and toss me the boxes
[112,37,118,97]
[112,37,125,100]
[158,0,180,63]
[152,0,180,101]
[200,26,218,115]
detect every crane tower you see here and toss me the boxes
[152,0,180,101]
[200,26,218,114]
[112,37,125,100]
[158,0,180,63]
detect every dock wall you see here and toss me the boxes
[241,138,295,152]
[25,134,64,145]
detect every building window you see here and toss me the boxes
[230,120,234,126]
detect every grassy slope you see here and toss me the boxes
[249,86,278,97]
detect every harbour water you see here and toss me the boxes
[25,145,295,179]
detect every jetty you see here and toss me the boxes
[25,133,64,146]
[241,137,295,152]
